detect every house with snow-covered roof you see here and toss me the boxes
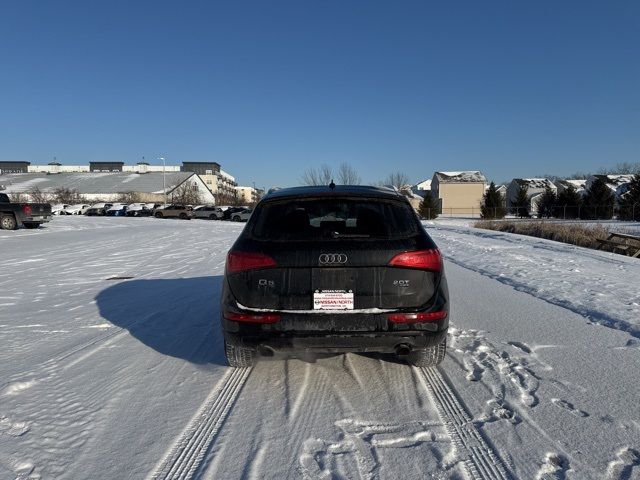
[410,178,432,198]
[506,178,557,214]
[430,171,486,216]
[585,174,634,199]
[554,179,587,196]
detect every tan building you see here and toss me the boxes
[431,171,486,216]
[234,185,262,205]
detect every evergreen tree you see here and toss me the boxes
[481,182,506,219]
[418,193,439,220]
[556,184,583,219]
[536,185,557,218]
[512,183,530,217]
[581,178,615,219]
[617,173,640,220]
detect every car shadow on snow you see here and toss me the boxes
[95,276,226,365]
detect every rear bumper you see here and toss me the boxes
[23,215,51,224]
[224,329,447,354]
[220,271,450,355]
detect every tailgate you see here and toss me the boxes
[227,265,436,311]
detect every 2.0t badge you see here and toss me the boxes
[319,253,348,265]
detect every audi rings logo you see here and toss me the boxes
[319,253,348,265]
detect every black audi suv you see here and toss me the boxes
[220,185,449,367]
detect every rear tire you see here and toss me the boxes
[224,339,255,367]
[0,214,18,230]
[232,215,241,222]
[406,338,446,367]
[155,212,163,218]
[209,214,217,220]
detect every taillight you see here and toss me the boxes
[224,311,281,324]
[23,205,32,216]
[388,311,447,323]
[388,249,442,272]
[226,251,277,273]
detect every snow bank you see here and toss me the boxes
[426,222,640,337]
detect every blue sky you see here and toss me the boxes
[1,0,638,188]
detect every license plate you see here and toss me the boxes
[313,290,354,310]
[32,216,43,220]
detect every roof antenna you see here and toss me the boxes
[329,179,336,190]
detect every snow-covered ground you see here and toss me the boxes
[1,216,639,479]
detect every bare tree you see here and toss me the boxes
[337,162,361,185]
[301,167,320,186]
[52,187,83,204]
[170,182,202,205]
[229,192,244,207]
[8,192,26,202]
[383,172,410,190]
[28,186,51,203]
[319,164,333,184]
[601,162,640,175]
[301,164,334,186]
[117,191,142,204]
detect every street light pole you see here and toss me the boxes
[158,157,166,205]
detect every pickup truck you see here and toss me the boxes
[0,193,52,230]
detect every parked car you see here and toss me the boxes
[85,203,113,216]
[106,204,128,216]
[230,208,252,222]
[0,192,52,230]
[220,185,449,367]
[125,203,154,217]
[63,204,91,215]
[222,206,250,221]
[139,203,162,216]
[51,204,70,215]
[153,204,194,219]
[194,205,222,220]
[210,206,232,219]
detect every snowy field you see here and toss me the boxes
[1,216,639,479]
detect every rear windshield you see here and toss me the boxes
[251,197,420,241]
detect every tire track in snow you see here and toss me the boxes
[416,366,510,480]
[148,367,251,480]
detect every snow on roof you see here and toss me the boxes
[554,179,587,190]
[0,172,195,194]
[413,179,432,190]
[484,183,507,192]
[404,191,423,200]
[219,169,235,181]
[587,174,635,197]
[513,178,556,189]
[565,179,587,188]
[595,174,635,186]
[434,171,486,183]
